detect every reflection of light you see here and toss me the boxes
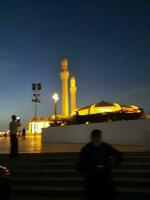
[0,135,43,153]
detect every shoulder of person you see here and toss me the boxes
[81,143,92,152]
[102,142,113,149]
[9,121,13,125]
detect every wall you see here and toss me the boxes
[42,119,150,146]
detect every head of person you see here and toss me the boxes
[91,129,103,147]
[11,115,16,121]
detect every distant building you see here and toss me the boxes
[28,117,50,134]
[28,58,144,133]
[28,115,63,134]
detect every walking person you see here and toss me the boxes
[77,129,123,200]
[22,128,26,139]
[9,115,21,157]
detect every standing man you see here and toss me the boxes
[9,115,21,157]
[77,129,123,200]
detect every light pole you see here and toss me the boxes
[32,83,42,134]
[52,93,59,124]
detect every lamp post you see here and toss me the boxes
[32,83,42,134]
[52,93,59,124]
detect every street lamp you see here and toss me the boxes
[32,83,42,134]
[52,93,59,123]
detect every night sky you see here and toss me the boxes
[0,0,150,130]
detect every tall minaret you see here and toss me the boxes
[60,57,69,118]
[70,76,77,113]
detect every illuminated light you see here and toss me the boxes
[85,121,90,125]
[72,101,142,116]
[51,115,55,120]
[70,76,76,87]
[89,104,96,114]
[76,101,122,116]
[91,102,121,114]
[71,110,76,116]
[52,93,59,102]
[113,103,122,109]
[74,102,122,116]
[52,93,59,121]
[60,57,69,118]
[29,120,50,134]
[70,76,77,113]
[130,105,142,113]
[121,104,142,114]
[91,106,121,114]
[78,108,89,115]
[130,105,139,109]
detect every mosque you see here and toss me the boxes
[28,58,143,134]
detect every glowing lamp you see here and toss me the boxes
[52,93,59,103]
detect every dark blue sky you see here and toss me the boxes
[0,0,150,130]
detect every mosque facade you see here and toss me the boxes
[28,58,143,134]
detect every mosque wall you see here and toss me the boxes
[42,119,150,149]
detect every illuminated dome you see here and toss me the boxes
[92,101,121,114]
[72,101,142,116]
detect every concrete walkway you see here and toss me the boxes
[0,135,145,153]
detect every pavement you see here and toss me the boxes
[0,135,145,153]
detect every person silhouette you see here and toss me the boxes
[22,128,26,139]
[77,129,123,200]
[9,115,21,157]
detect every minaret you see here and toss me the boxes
[70,76,77,113]
[60,57,69,118]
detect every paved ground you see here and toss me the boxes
[0,135,145,153]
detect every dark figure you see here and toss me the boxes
[77,129,123,200]
[4,132,7,138]
[9,115,21,157]
[0,166,11,200]
[22,128,26,139]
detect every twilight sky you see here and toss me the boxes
[0,0,150,130]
